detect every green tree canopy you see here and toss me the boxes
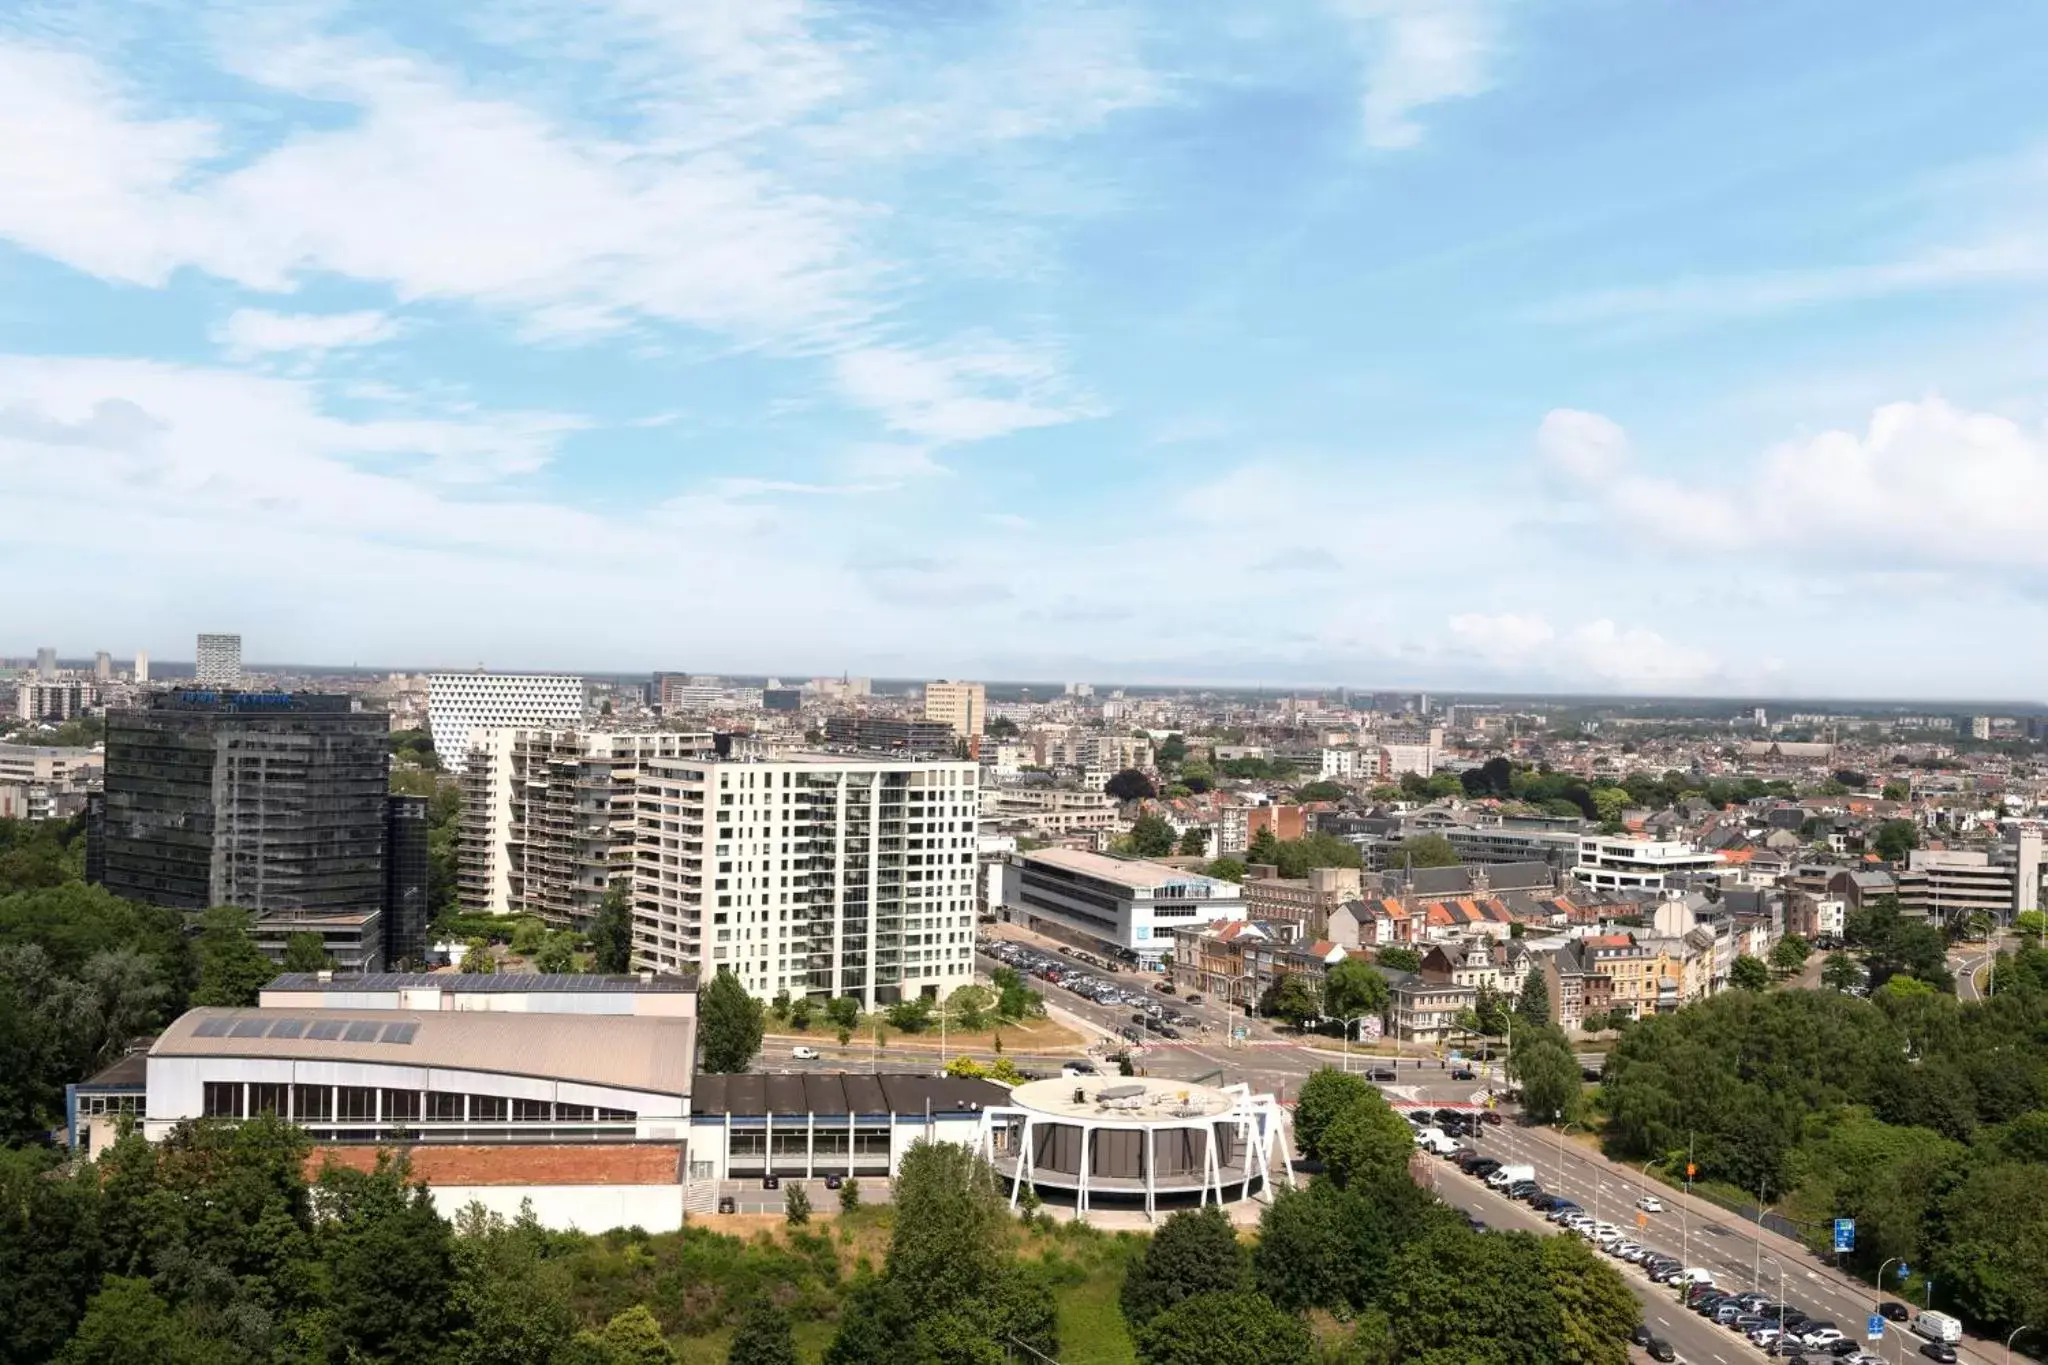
[1258,974,1320,1029]
[192,905,277,1007]
[1386,834,1459,869]
[1129,813,1177,858]
[1374,945,1421,974]
[1730,954,1771,991]
[1177,827,1211,857]
[1515,969,1551,1026]
[1769,934,1811,974]
[1133,1292,1313,1365]
[1322,957,1388,1023]
[1293,780,1346,803]
[1120,1205,1247,1329]
[727,1298,798,1365]
[1291,1068,1372,1163]
[1317,1090,1415,1188]
[280,931,331,973]
[1872,819,1920,863]
[699,968,766,1073]
[1106,769,1158,802]
[591,883,635,973]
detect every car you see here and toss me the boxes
[1154,981,1176,994]
[1157,1026,1182,1039]
[1631,1325,1655,1348]
[1586,1221,1621,1242]
[1477,1110,1503,1125]
[1877,1302,1910,1323]
[1451,1067,1477,1080]
[1464,1214,1487,1231]
[1504,1181,1540,1199]
[1713,1303,1745,1326]
[1185,994,1204,1004]
[1527,1193,1560,1212]
[1467,1159,1503,1178]
[1060,1061,1098,1078]
[1917,1345,1956,1364]
[1368,1067,1397,1081]
[1646,1339,1676,1363]
[791,1045,820,1060]
[1801,1329,1844,1349]
[1748,1327,1781,1348]
[1635,1195,1665,1213]
[1734,1315,1765,1333]
[1825,1343,1864,1359]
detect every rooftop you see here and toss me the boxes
[152,1007,695,1095]
[1023,847,1232,890]
[692,1072,1006,1117]
[266,972,698,994]
[1007,1075,1236,1120]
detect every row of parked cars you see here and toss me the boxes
[982,938,1204,1039]
[1439,1145,1919,1365]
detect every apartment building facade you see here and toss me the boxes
[1241,865,1362,938]
[923,681,986,741]
[1572,836,1724,892]
[632,754,980,1007]
[999,847,1246,963]
[456,728,715,925]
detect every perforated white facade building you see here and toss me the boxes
[427,673,586,773]
[195,633,242,685]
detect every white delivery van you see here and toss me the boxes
[1416,1127,1460,1155]
[1913,1312,1961,1345]
[1485,1163,1535,1188]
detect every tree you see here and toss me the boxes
[1292,1068,1372,1162]
[885,995,933,1033]
[534,932,578,974]
[1881,780,1910,803]
[1382,1226,1564,1365]
[784,1183,811,1226]
[0,1148,103,1365]
[1157,735,1188,765]
[318,1155,460,1365]
[1130,814,1177,858]
[839,1177,862,1214]
[54,1278,210,1365]
[447,1203,578,1365]
[947,983,992,1031]
[1177,827,1211,857]
[1873,819,1920,863]
[1204,858,1247,883]
[1293,780,1346,803]
[728,1298,798,1365]
[581,1305,679,1365]
[1511,1030,1581,1125]
[1259,973,1320,1029]
[592,883,634,973]
[1120,1205,1247,1329]
[2013,909,2048,946]
[1515,969,1551,1026]
[1374,945,1422,974]
[1322,958,1388,1023]
[1386,834,1459,869]
[1821,951,1863,992]
[1539,1233,1640,1365]
[461,937,498,974]
[1318,1092,1415,1188]
[192,905,277,1006]
[1246,827,1281,867]
[1730,955,1771,991]
[1770,934,1811,975]
[699,968,765,1073]
[280,931,331,973]
[1134,1292,1313,1365]
[1107,769,1158,802]
[1589,786,1630,826]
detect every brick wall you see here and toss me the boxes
[310,1143,683,1187]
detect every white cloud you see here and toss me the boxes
[836,442,950,482]
[1539,397,2048,570]
[831,338,1099,442]
[215,308,402,359]
[1329,0,1495,150]
[1447,612,1719,688]
[1536,408,1630,480]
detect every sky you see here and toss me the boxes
[4,1,2048,699]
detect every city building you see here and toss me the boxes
[35,646,57,678]
[249,909,385,974]
[457,728,716,925]
[1241,865,1362,938]
[384,794,431,967]
[998,847,1244,963]
[822,714,957,756]
[1440,819,1583,869]
[94,651,112,681]
[134,650,149,683]
[0,743,103,821]
[923,680,986,740]
[1379,968,1477,1044]
[15,679,90,722]
[426,673,586,774]
[1897,848,2017,927]
[981,1076,1291,1220]
[687,1073,1005,1187]
[979,786,1120,839]
[195,633,243,685]
[1571,836,1724,893]
[631,752,980,1007]
[97,691,389,914]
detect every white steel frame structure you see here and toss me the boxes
[979,1081,1293,1222]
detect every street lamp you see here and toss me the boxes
[1751,1177,1770,1291]
[1761,1255,1786,1340]
[2008,1325,2037,1365]
[1327,1013,1375,1073]
[1554,1121,1580,1195]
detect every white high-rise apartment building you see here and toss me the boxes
[924,680,986,739]
[632,753,979,1007]
[195,633,243,685]
[427,673,586,773]
[134,650,150,683]
[457,728,716,924]
[35,647,56,679]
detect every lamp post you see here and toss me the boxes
[1330,1014,1374,1073]
[1761,1255,1785,1341]
[1751,1177,1770,1290]
[1554,1120,1580,1196]
[2008,1325,2037,1365]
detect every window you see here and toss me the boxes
[203,1082,242,1118]
[512,1099,552,1122]
[382,1089,422,1122]
[555,1103,593,1123]
[426,1091,464,1122]
[471,1094,508,1122]
[336,1086,377,1121]
[294,1084,332,1120]
[249,1083,290,1116]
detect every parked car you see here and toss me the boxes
[1646,1340,1676,1363]
[1367,1067,1397,1081]
[1631,1325,1654,1347]
[1877,1302,1910,1323]
[1451,1067,1477,1080]
[1185,994,1204,1004]
[1917,1345,1957,1364]
[791,1045,820,1060]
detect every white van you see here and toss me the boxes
[1416,1127,1461,1155]
[1679,1268,1715,1287]
[1913,1311,1961,1345]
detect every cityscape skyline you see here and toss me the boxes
[6,5,2048,695]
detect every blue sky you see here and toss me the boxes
[5,1,2048,698]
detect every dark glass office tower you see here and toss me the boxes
[383,793,430,968]
[99,691,389,913]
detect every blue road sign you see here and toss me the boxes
[1833,1218,1856,1252]
[1896,1262,1909,1279]
[1867,1315,1885,1340]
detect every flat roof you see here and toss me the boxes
[266,972,698,994]
[1007,1075,1236,1120]
[692,1073,1007,1117]
[1023,847,1229,890]
[153,1008,694,1095]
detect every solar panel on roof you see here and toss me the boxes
[380,1021,418,1045]
[268,1018,306,1039]
[305,1019,346,1040]
[342,1020,383,1043]
[193,1017,233,1037]
[229,1018,271,1037]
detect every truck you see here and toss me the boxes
[1913,1311,1962,1345]
[1484,1163,1535,1189]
